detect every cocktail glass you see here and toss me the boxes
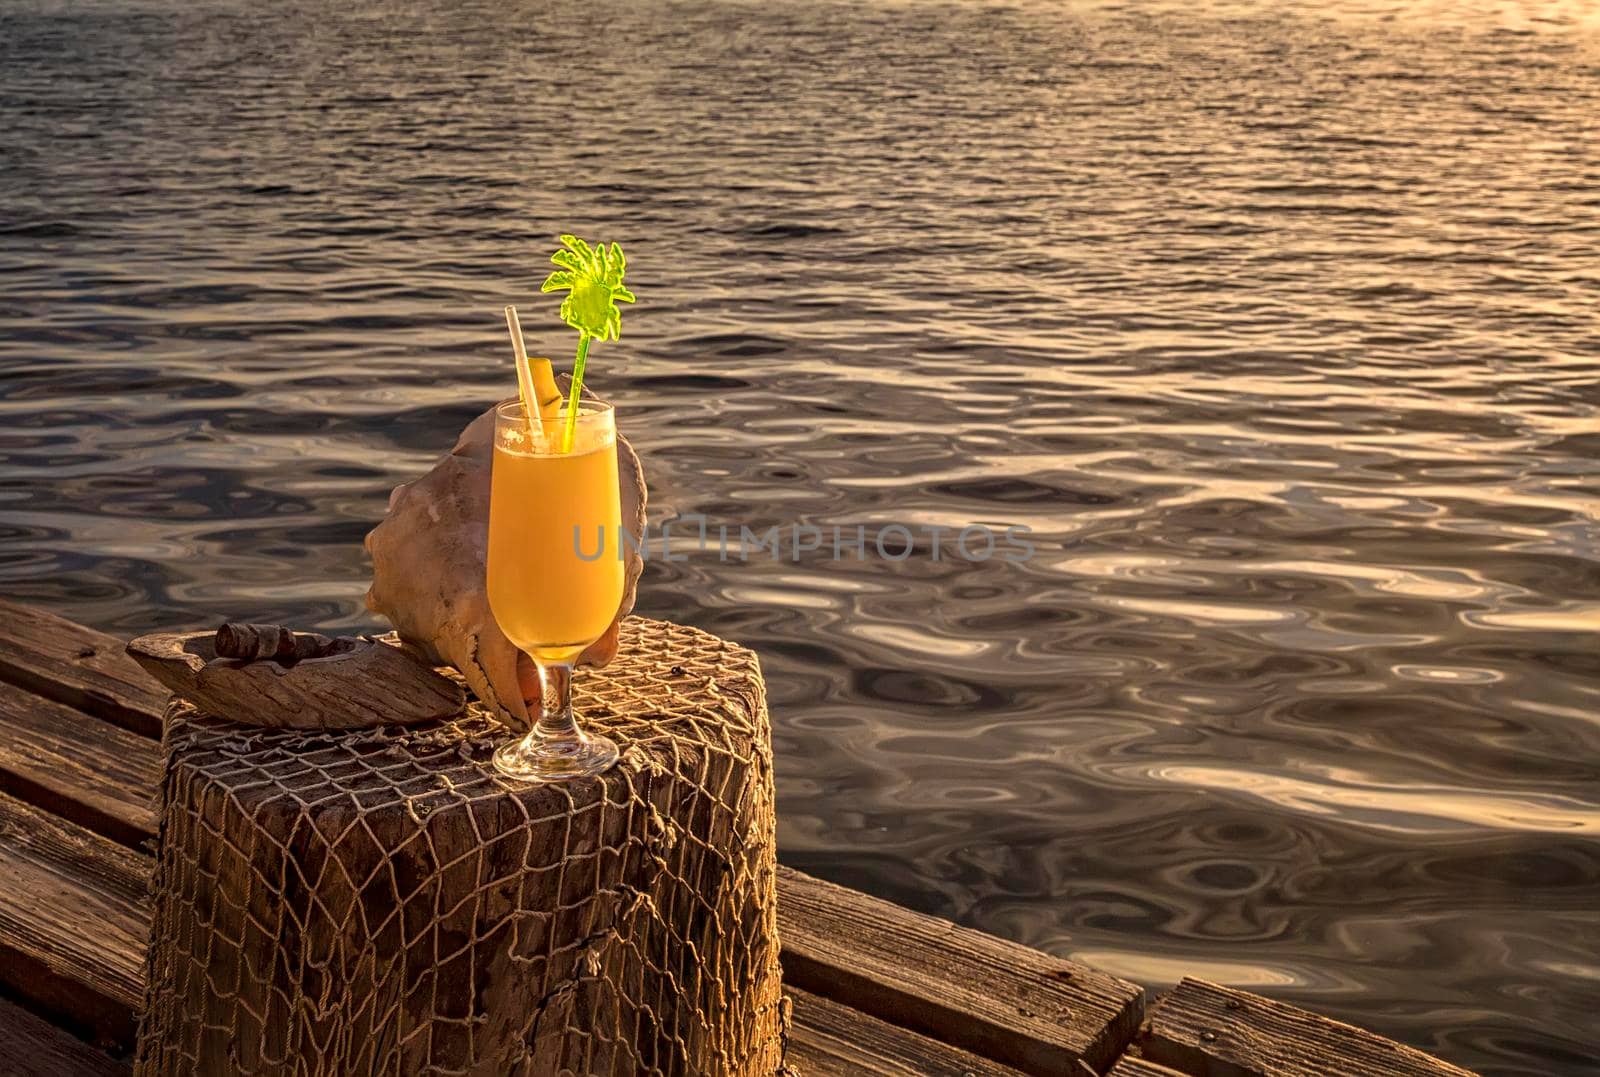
[486,399,623,781]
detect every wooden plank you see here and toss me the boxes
[0,728,1130,1074]
[0,791,148,1046]
[777,865,1144,1076]
[0,685,159,848]
[0,599,164,738]
[0,805,1025,1076]
[785,987,1029,1077]
[0,601,1151,1070]
[1108,1056,1188,1077]
[0,995,130,1077]
[0,601,1480,1077]
[1140,978,1476,1077]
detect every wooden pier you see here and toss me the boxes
[0,597,1474,1075]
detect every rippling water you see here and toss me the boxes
[4,0,1599,1071]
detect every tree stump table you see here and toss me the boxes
[133,619,786,1076]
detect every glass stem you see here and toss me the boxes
[534,660,578,742]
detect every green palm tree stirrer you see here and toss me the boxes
[540,234,635,453]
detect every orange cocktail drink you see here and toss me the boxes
[487,405,623,664]
[487,398,623,780]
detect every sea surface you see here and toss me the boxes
[3,0,1598,1071]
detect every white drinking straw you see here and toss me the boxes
[504,305,538,435]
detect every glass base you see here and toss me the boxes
[493,727,619,782]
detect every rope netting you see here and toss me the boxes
[134,618,788,1076]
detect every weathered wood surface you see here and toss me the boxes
[0,683,158,847]
[783,988,1028,1077]
[0,599,165,737]
[0,787,1028,1077]
[778,864,1144,1075]
[0,601,1153,1073]
[126,628,464,730]
[0,790,148,1046]
[0,995,130,1077]
[0,598,1481,1077]
[135,620,786,1075]
[1107,1057,1188,1077]
[1140,978,1477,1077]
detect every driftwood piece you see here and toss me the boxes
[133,618,785,1076]
[125,630,464,730]
[364,382,648,734]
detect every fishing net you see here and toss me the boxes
[134,617,788,1076]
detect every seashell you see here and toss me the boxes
[126,629,465,729]
[363,379,647,732]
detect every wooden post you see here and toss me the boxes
[133,618,786,1076]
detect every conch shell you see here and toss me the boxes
[364,379,646,732]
